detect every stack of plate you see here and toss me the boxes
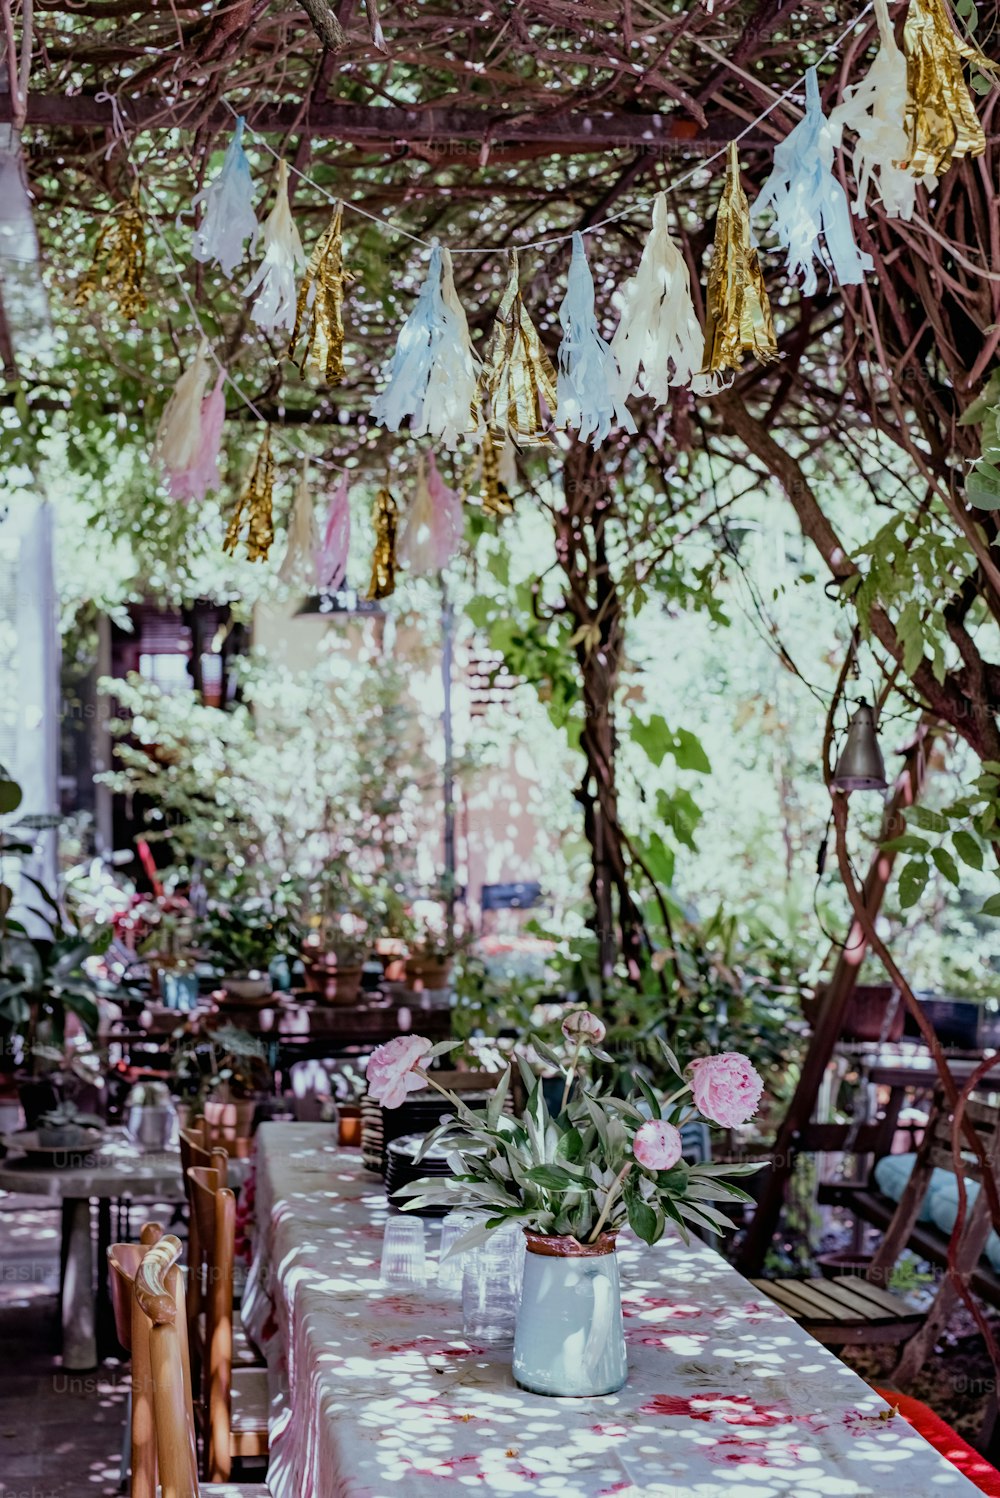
[361,1091,495,1175]
[384,1133,457,1216]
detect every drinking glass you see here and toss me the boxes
[461,1224,522,1344]
[437,1209,477,1293]
[379,1216,426,1287]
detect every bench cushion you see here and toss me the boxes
[874,1152,1000,1273]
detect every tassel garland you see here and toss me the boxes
[478,429,514,517]
[75,189,147,320]
[316,473,352,591]
[400,453,463,574]
[279,460,320,587]
[830,0,922,218]
[370,242,480,449]
[154,341,226,500]
[610,193,702,403]
[191,116,259,277]
[289,202,353,384]
[224,429,275,562]
[702,144,778,375]
[482,250,558,446]
[181,372,227,504]
[366,487,399,600]
[753,68,873,297]
[245,162,305,333]
[556,232,636,447]
[441,247,483,438]
[903,0,996,176]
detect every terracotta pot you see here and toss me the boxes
[306,962,364,1005]
[203,1094,257,1143]
[338,1104,362,1147]
[404,955,454,992]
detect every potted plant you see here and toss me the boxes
[300,872,378,1004]
[171,1020,272,1141]
[35,1100,105,1149]
[199,901,294,1001]
[369,1010,765,1398]
[401,903,459,992]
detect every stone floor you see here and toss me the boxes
[0,1191,148,1498]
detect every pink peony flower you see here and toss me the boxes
[688,1053,764,1128]
[633,1119,683,1172]
[366,1035,434,1109]
[561,1009,606,1046]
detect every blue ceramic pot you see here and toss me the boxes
[512,1231,627,1397]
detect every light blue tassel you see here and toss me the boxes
[753,68,872,297]
[191,117,259,278]
[556,233,637,447]
[370,242,477,448]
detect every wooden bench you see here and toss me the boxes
[755,1088,1000,1373]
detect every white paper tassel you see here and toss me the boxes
[191,116,259,277]
[441,247,482,436]
[245,161,305,333]
[753,68,874,296]
[370,241,480,450]
[154,340,212,493]
[279,460,319,587]
[610,192,702,403]
[829,0,922,219]
[399,452,463,575]
[556,232,637,447]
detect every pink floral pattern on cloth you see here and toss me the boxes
[250,1124,983,1498]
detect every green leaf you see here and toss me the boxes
[630,714,671,768]
[634,1074,661,1120]
[882,834,931,854]
[898,859,930,909]
[980,894,1000,917]
[627,1196,659,1244]
[486,1066,511,1130]
[642,832,674,889]
[931,847,960,887]
[669,728,711,774]
[524,1164,586,1192]
[953,831,984,870]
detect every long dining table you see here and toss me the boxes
[243,1121,984,1497]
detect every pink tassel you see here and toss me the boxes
[316,473,351,590]
[424,451,463,571]
[170,372,226,502]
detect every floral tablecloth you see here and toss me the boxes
[245,1122,981,1498]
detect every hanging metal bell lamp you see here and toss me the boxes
[832,699,888,792]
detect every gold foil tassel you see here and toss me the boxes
[75,189,148,320]
[223,429,275,562]
[701,143,778,376]
[288,202,354,383]
[902,0,996,177]
[366,486,399,600]
[479,429,514,517]
[481,250,558,446]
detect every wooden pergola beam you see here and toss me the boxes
[0,92,767,153]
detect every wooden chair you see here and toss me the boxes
[181,1128,229,1389]
[133,1234,268,1497]
[186,1165,269,1481]
[753,1089,1000,1361]
[107,1221,164,1498]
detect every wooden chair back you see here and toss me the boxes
[134,1233,200,1498]
[107,1220,163,1353]
[186,1164,238,1480]
[182,1135,227,1402]
[106,1225,176,1498]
